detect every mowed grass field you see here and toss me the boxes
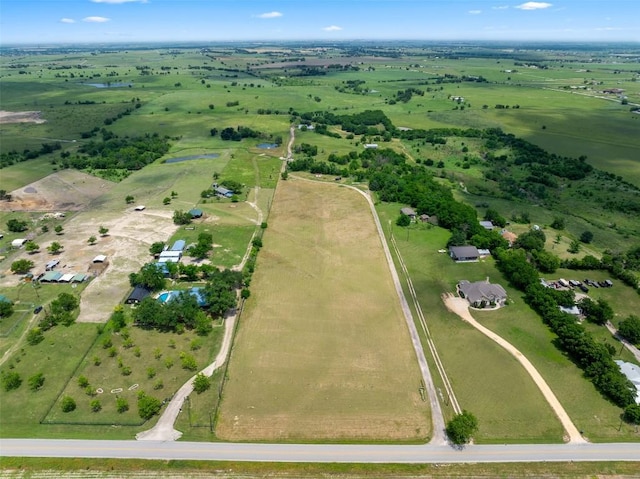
[216,178,429,442]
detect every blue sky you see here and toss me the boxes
[1,0,638,45]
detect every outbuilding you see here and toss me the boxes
[45,259,60,271]
[189,208,203,219]
[134,205,146,211]
[449,245,480,262]
[170,240,186,252]
[92,254,107,263]
[11,239,27,248]
[400,207,417,220]
[125,285,152,305]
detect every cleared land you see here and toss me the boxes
[216,178,429,442]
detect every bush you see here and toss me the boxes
[180,352,198,371]
[26,328,44,346]
[28,372,45,391]
[61,396,76,412]
[2,371,22,391]
[193,373,211,394]
[116,397,129,413]
[90,399,102,412]
[78,375,89,388]
[623,404,640,425]
[446,410,479,445]
[137,392,162,420]
[618,315,640,345]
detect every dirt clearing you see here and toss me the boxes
[0,110,46,124]
[0,170,115,212]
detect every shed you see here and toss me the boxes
[72,273,88,283]
[40,271,63,282]
[214,186,233,198]
[45,259,60,271]
[170,240,186,252]
[11,239,27,248]
[125,285,151,305]
[400,207,417,218]
[134,205,146,211]
[364,143,378,149]
[449,245,480,262]
[189,208,203,218]
[92,254,107,263]
[479,220,495,230]
[59,273,75,283]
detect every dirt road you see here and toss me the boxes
[443,293,586,444]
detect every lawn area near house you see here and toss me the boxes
[215,178,429,442]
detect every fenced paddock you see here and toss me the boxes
[215,178,430,442]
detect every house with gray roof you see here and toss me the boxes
[458,280,507,308]
[615,360,640,404]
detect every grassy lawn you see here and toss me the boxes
[215,179,430,442]
[377,202,565,443]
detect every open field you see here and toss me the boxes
[216,179,429,442]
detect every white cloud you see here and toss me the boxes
[323,25,343,32]
[492,5,509,9]
[60,18,76,23]
[91,0,147,4]
[469,10,482,14]
[595,27,623,31]
[515,2,553,10]
[257,11,283,19]
[83,16,111,23]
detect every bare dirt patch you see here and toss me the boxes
[0,170,115,212]
[0,110,46,124]
[0,208,176,323]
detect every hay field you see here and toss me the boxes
[216,179,429,442]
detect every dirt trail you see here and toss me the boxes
[442,293,586,444]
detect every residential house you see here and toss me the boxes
[449,245,480,262]
[458,280,507,308]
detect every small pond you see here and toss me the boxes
[257,143,279,149]
[164,154,220,164]
[83,82,133,88]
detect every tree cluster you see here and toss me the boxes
[495,248,636,408]
[38,292,79,331]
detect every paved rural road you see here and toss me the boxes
[1,439,639,463]
[443,294,586,444]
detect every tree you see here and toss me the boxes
[1,371,22,391]
[618,315,640,345]
[6,218,28,232]
[125,195,135,204]
[28,372,45,391]
[47,241,63,254]
[129,263,166,292]
[54,225,64,235]
[26,328,44,345]
[88,236,97,245]
[514,229,546,252]
[163,197,171,205]
[281,170,288,180]
[61,396,76,412]
[90,399,102,412]
[623,404,640,425]
[10,259,34,274]
[446,410,479,445]
[98,226,109,236]
[137,391,162,420]
[193,373,211,393]
[25,241,40,253]
[116,396,129,413]
[172,210,192,225]
[550,217,565,230]
[53,292,79,313]
[580,231,594,244]
[484,208,507,228]
[396,214,411,227]
[568,239,581,254]
[149,241,165,256]
[78,375,90,388]
[0,300,14,318]
[579,297,614,325]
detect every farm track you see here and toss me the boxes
[389,233,461,415]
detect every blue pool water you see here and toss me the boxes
[157,292,170,302]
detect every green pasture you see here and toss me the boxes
[377,202,565,443]
[45,316,223,427]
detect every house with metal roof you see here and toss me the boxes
[125,285,152,304]
[40,271,63,282]
[189,208,203,218]
[170,240,186,252]
[615,360,640,404]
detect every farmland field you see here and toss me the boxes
[215,178,429,442]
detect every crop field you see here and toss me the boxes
[215,179,429,442]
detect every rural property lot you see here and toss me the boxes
[216,178,429,442]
